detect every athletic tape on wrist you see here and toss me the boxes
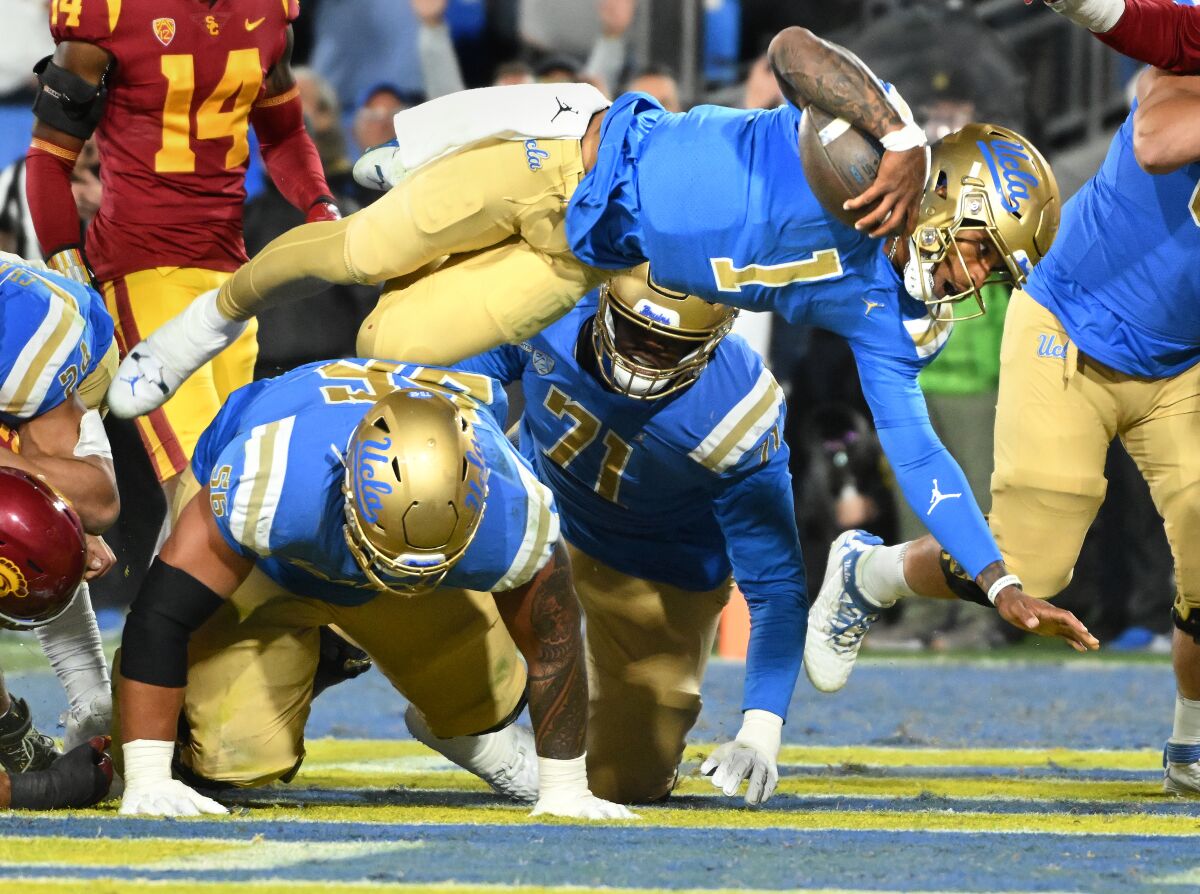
[880,122,928,152]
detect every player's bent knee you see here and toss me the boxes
[990,479,1100,599]
[181,734,304,788]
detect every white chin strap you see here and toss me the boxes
[612,364,670,397]
[903,252,937,303]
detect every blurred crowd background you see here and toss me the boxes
[0,0,1172,653]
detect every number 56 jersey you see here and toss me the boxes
[49,0,299,280]
[191,360,559,606]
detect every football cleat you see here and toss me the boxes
[106,288,247,419]
[804,529,885,693]
[62,690,112,752]
[1163,741,1200,797]
[352,139,408,192]
[0,696,59,773]
[405,704,538,802]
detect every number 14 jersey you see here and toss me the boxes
[50,0,298,280]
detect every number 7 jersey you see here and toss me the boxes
[49,0,298,281]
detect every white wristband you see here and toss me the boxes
[536,753,590,799]
[1047,0,1124,33]
[735,709,783,759]
[986,574,1022,605]
[880,122,928,152]
[122,739,176,786]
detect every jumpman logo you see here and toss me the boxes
[551,97,577,123]
[926,478,962,516]
[862,297,884,317]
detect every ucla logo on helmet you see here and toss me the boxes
[352,435,393,526]
[634,300,679,327]
[977,138,1040,215]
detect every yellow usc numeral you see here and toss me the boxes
[710,248,843,293]
[51,0,84,28]
[155,50,263,173]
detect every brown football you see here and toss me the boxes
[798,105,884,228]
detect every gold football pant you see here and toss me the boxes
[567,542,731,804]
[111,470,526,786]
[990,290,1200,619]
[104,268,259,481]
[217,139,609,366]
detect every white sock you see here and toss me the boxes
[34,583,110,714]
[1171,694,1200,746]
[857,543,918,608]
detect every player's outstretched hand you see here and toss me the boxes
[530,790,638,820]
[119,777,228,817]
[701,740,779,806]
[844,146,927,239]
[994,586,1100,652]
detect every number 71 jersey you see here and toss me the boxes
[49,0,298,280]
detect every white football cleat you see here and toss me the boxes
[63,691,112,752]
[352,139,409,192]
[107,289,247,418]
[1163,742,1200,797]
[405,704,538,802]
[804,529,886,693]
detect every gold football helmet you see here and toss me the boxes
[593,264,738,400]
[908,122,1060,319]
[342,388,488,596]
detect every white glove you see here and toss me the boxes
[529,754,639,820]
[118,740,227,817]
[107,288,247,419]
[700,710,783,806]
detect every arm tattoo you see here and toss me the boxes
[523,556,589,759]
[768,27,903,139]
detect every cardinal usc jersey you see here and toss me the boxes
[190,359,560,606]
[0,256,115,428]
[454,294,807,718]
[1025,108,1200,378]
[49,0,299,281]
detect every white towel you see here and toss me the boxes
[391,83,611,173]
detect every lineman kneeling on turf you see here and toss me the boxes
[114,359,634,820]
[455,266,807,806]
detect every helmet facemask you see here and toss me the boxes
[592,268,737,401]
[341,389,489,597]
[906,123,1060,322]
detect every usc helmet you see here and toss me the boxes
[593,264,738,400]
[909,122,1060,319]
[0,468,87,630]
[342,388,489,596]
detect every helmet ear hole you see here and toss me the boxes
[373,417,390,434]
[934,170,948,200]
[461,458,468,481]
[391,457,402,481]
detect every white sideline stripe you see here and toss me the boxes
[151,840,422,871]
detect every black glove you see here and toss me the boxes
[10,736,113,809]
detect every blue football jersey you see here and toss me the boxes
[192,360,559,606]
[1025,108,1200,378]
[565,93,1003,578]
[456,295,807,718]
[0,256,115,425]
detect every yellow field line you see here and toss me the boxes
[300,738,1163,771]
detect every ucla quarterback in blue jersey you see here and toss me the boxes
[115,359,635,821]
[0,253,119,784]
[457,266,805,805]
[804,65,1200,798]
